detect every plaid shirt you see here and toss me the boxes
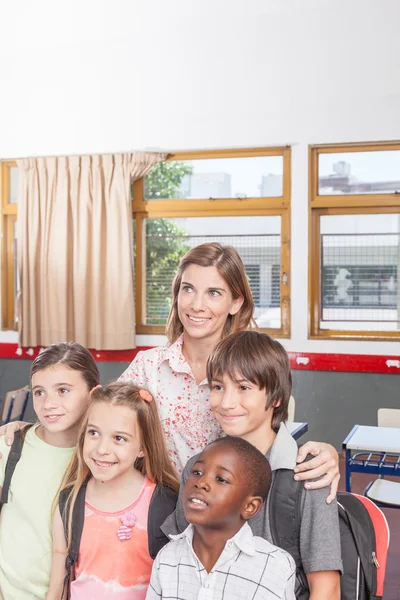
[146,523,296,600]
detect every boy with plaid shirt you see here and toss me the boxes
[146,436,295,600]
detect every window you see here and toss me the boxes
[134,148,291,337]
[309,142,400,340]
[1,162,18,330]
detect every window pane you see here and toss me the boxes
[144,216,281,328]
[144,157,283,200]
[320,214,400,331]
[9,166,19,204]
[318,151,400,195]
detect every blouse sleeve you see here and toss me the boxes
[119,351,147,385]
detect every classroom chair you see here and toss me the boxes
[1,386,30,425]
[363,408,400,509]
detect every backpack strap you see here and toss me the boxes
[1,429,24,507]
[147,484,178,559]
[269,467,303,568]
[269,458,314,600]
[59,483,87,593]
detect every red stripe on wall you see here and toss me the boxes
[287,352,400,374]
[0,344,153,363]
[0,343,399,374]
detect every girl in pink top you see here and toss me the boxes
[46,382,179,600]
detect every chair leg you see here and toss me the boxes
[363,480,374,497]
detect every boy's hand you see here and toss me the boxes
[0,421,27,453]
[294,442,340,504]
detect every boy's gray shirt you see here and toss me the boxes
[161,423,343,576]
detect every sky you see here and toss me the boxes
[319,150,400,182]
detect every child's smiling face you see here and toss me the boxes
[83,402,143,483]
[209,372,275,439]
[183,443,259,529]
[32,365,90,440]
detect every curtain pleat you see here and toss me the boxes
[16,152,166,349]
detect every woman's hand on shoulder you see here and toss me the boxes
[0,421,28,451]
[294,441,340,504]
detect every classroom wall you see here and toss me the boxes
[1,0,400,355]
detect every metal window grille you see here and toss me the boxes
[144,225,281,326]
[321,233,400,324]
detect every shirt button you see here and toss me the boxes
[227,542,233,547]
[204,583,210,588]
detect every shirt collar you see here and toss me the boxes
[160,334,208,385]
[267,422,298,471]
[159,334,191,375]
[170,522,256,557]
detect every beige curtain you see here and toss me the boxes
[16,152,166,349]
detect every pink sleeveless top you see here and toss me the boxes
[71,478,156,599]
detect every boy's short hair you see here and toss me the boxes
[209,436,272,499]
[206,330,292,430]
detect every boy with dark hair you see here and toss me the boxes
[163,331,342,600]
[147,436,296,600]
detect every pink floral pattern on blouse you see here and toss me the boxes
[119,335,223,473]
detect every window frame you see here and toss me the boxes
[133,147,291,338]
[308,142,400,341]
[1,161,18,331]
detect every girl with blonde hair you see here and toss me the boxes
[46,382,179,600]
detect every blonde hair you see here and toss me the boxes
[166,242,257,342]
[57,382,179,550]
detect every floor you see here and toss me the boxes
[338,453,400,600]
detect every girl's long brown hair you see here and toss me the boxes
[58,382,179,550]
[165,242,257,343]
[31,342,100,390]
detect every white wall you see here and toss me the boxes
[1,0,400,354]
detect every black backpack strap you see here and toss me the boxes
[59,483,87,594]
[269,467,303,567]
[1,430,24,506]
[147,484,178,559]
[269,462,312,600]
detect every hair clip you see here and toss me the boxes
[139,389,153,403]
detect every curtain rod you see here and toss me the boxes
[0,149,169,162]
